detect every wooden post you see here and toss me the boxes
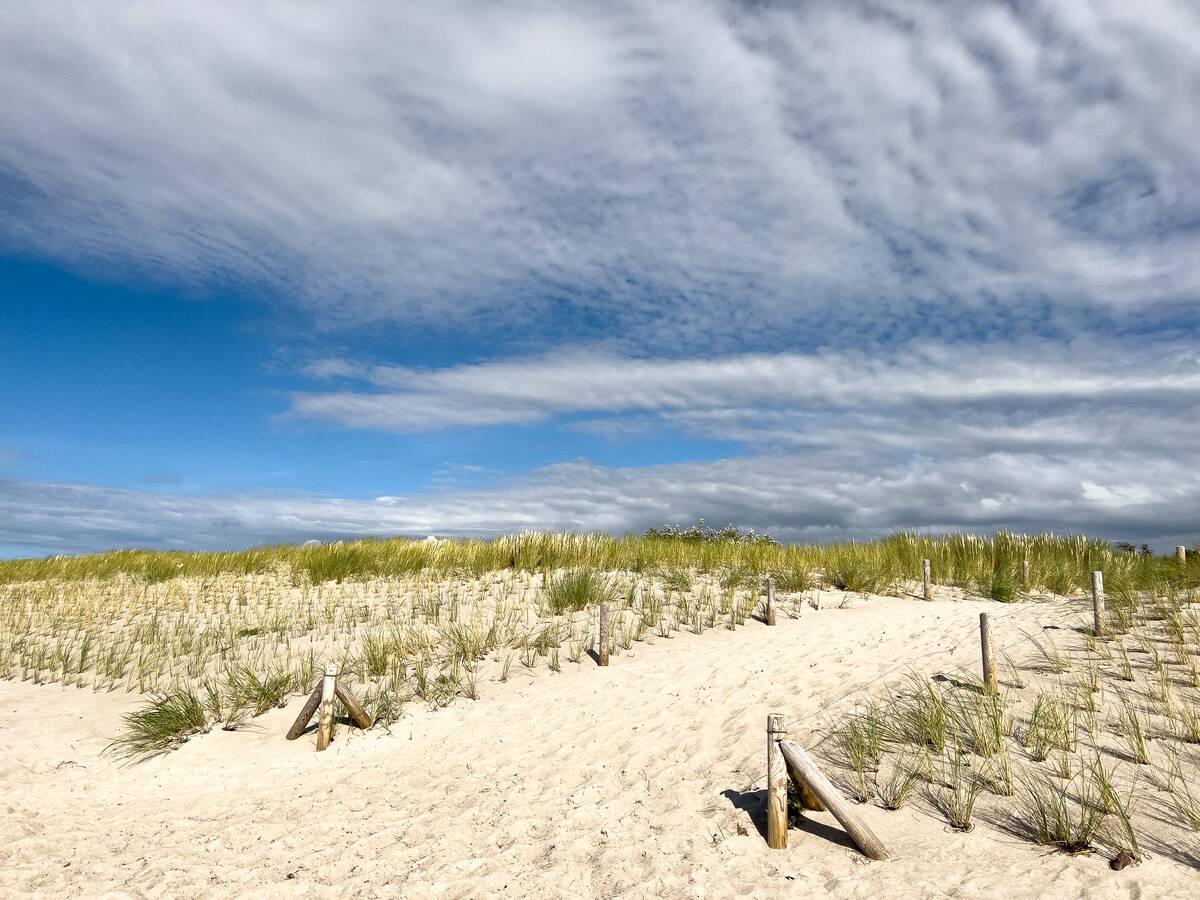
[285,683,324,740]
[1091,571,1106,638]
[1177,546,1187,564]
[598,604,610,667]
[767,714,788,849]
[765,576,777,627]
[778,741,891,860]
[922,559,932,601]
[979,612,997,694]
[316,664,338,752]
[334,681,373,729]
[1021,559,1030,589]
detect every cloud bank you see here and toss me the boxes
[4,439,1197,558]
[2,1,1199,349]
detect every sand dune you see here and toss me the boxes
[2,590,1195,898]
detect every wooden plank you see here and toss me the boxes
[335,681,373,730]
[767,714,788,849]
[285,683,323,740]
[778,740,891,860]
[315,664,338,752]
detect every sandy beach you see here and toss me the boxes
[3,588,1195,899]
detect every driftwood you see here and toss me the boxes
[778,740,891,860]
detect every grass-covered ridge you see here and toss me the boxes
[1,530,1195,592]
[1,529,1195,760]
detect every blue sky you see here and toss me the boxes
[1,1,1199,557]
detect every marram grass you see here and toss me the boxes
[2,529,1195,590]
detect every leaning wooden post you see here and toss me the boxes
[765,576,777,627]
[922,559,932,601]
[1091,571,1106,638]
[335,681,373,729]
[315,664,338,752]
[766,714,788,849]
[778,741,891,860]
[285,683,324,740]
[598,604,610,667]
[1177,546,1187,564]
[979,612,998,694]
[1021,559,1030,590]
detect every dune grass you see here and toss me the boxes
[3,529,1197,779]
[2,530,1194,593]
[817,566,1200,865]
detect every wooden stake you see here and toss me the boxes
[778,741,891,860]
[315,664,338,752]
[1178,546,1187,564]
[334,681,373,730]
[598,604,610,667]
[1021,558,1030,590]
[765,576,777,627]
[285,683,324,740]
[980,612,997,694]
[922,559,932,601]
[1091,571,1106,638]
[767,714,788,850]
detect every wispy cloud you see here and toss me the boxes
[2,1,1198,349]
[288,339,1200,438]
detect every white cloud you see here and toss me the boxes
[3,440,1197,558]
[287,338,1200,436]
[1,1,1198,349]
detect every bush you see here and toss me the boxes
[643,518,778,545]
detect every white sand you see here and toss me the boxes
[2,591,1196,898]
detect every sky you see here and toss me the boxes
[1,0,1199,557]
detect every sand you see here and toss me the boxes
[2,590,1196,898]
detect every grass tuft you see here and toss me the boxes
[109,687,208,759]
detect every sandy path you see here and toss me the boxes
[2,591,1195,898]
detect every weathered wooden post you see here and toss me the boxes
[1091,571,1106,638]
[765,576,777,627]
[335,681,373,730]
[778,741,891,860]
[922,559,932,601]
[286,666,371,743]
[1021,559,1030,590]
[316,663,338,751]
[1177,546,1187,564]
[979,612,998,694]
[285,683,324,740]
[598,603,610,667]
[767,714,788,849]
